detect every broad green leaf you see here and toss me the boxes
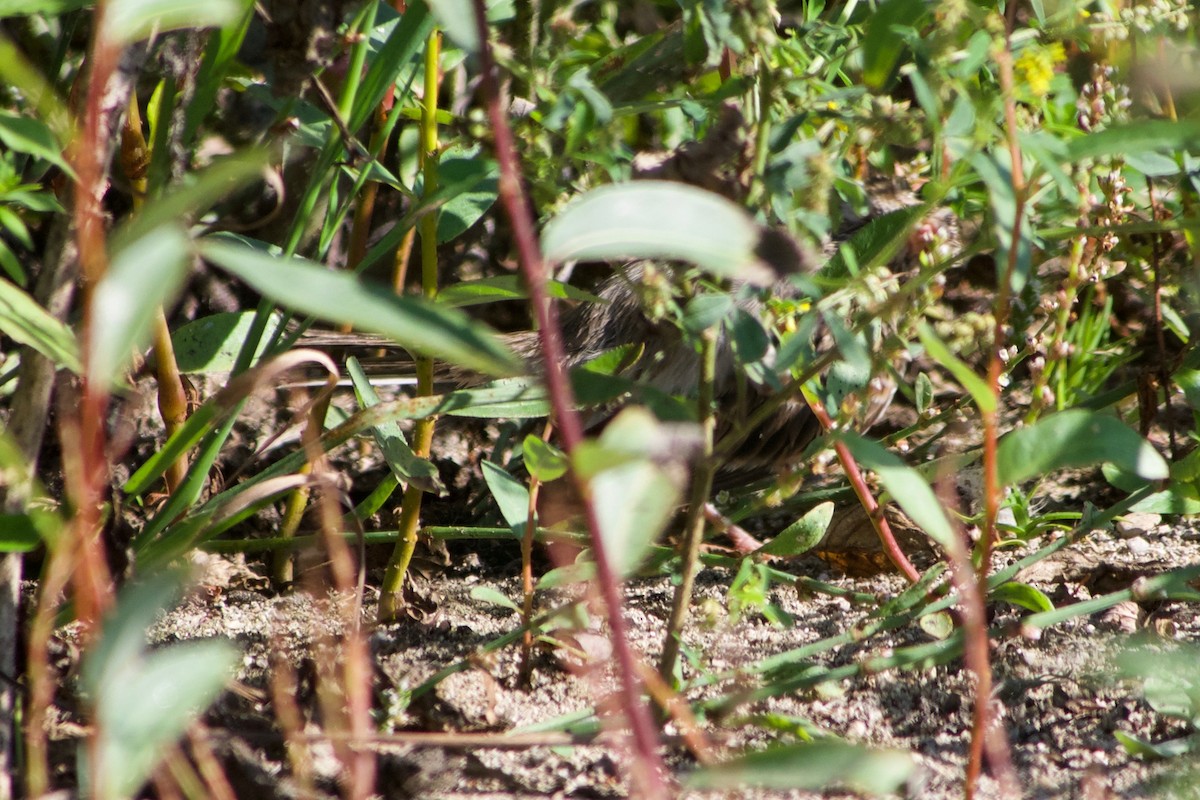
[917,323,995,414]
[435,148,499,243]
[348,357,443,494]
[91,641,239,800]
[997,410,1168,486]
[1065,120,1200,163]
[575,408,689,576]
[425,0,513,53]
[991,581,1054,613]
[0,276,81,372]
[102,0,244,46]
[89,225,191,389]
[969,150,1033,292]
[82,572,239,800]
[200,236,520,376]
[0,110,72,175]
[839,432,956,550]
[524,435,568,482]
[683,294,734,334]
[687,740,913,793]
[170,310,281,373]
[862,0,926,90]
[0,513,41,552]
[542,181,769,281]
[914,372,934,415]
[482,460,531,530]
[823,205,926,279]
[758,502,833,557]
[591,459,679,577]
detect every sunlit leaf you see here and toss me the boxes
[839,432,956,550]
[688,740,913,793]
[102,0,244,46]
[542,181,770,281]
[758,502,833,557]
[89,225,191,389]
[199,236,520,376]
[997,410,1168,486]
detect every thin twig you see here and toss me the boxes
[804,397,921,584]
[470,4,668,795]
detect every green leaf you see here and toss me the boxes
[0,513,41,552]
[758,502,833,557]
[469,585,520,612]
[0,276,81,372]
[89,225,191,389]
[997,410,1168,486]
[170,310,280,373]
[542,181,769,281]
[91,640,239,799]
[990,581,1054,613]
[839,432,956,550]
[482,460,530,530]
[914,372,934,415]
[82,572,239,800]
[1064,120,1200,163]
[524,435,568,482]
[823,205,926,279]
[349,357,444,494]
[917,323,995,414]
[199,236,520,377]
[683,294,734,334]
[435,148,499,243]
[437,275,600,308]
[687,740,913,794]
[0,109,73,176]
[862,0,926,90]
[102,0,244,46]
[0,0,89,14]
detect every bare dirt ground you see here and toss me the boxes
[37,507,1200,799]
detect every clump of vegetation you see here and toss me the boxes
[1,0,1198,797]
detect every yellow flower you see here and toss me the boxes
[1015,42,1066,96]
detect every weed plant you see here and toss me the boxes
[0,0,1198,797]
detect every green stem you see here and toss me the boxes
[659,328,718,682]
[379,28,442,621]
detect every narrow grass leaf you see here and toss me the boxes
[200,236,520,376]
[0,276,80,372]
[839,432,956,550]
[102,0,244,45]
[89,225,191,389]
[688,740,913,794]
[542,181,767,280]
[997,410,1169,486]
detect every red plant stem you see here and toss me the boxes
[981,25,1028,583]
[470,4,668,796]
[938,483,1019,798]
[804,399,921,584]
[70,11,120,632]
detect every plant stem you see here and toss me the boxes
[379,28,442,621]
[659,328,717,682]
[470,4,669,795]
